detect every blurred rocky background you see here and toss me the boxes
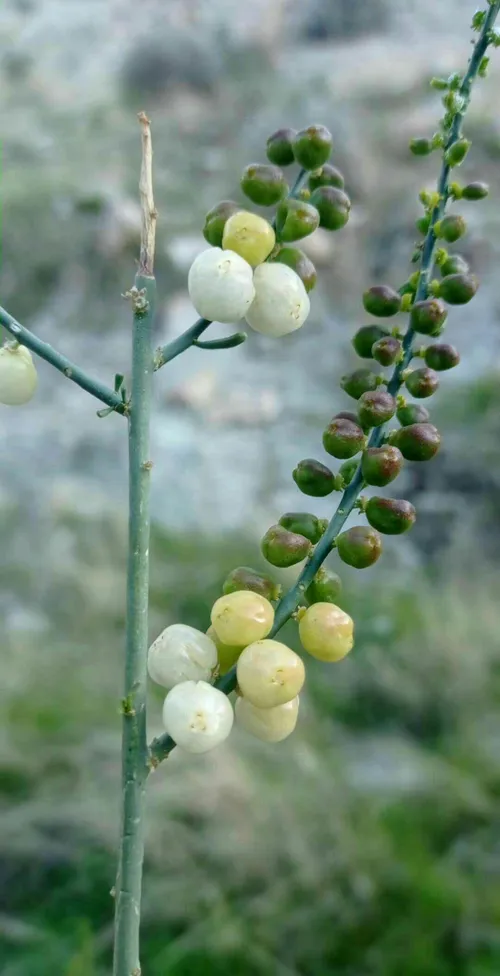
[2,0,500,973]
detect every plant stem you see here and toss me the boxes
[0,305,126,414]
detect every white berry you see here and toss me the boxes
[188,247,255,323]
[148,623,217,689]
[236,639,305,708]
[0,344,38,405]
[235,695,299,742]
[162,680,234,753]
[245,263,310,337]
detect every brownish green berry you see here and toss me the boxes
[365,497,416,535]
[271,247,317,292]
[409,137,433,156]
[336,525,382,569]
[435,214,466,243]
[362,285,401,318]
[440,254,469,277]
[410,297,447,336]
[266,128,297,167]
[372,336,402,366]
[279,512,327,544]
[293,125,332,170]
[416,215,431,235]
[203,200,239,247]
[361,446,403,486]
[333,410,359,424]
[293,458,335,497]
[438,272,478,304]
[308,164,345,192]
[339,457,360,486]
[352,324,390,359]
[306,567,342,605]
[276,198,320,242]
[358,390,396,428]
[405,367,439,398]
[222,566,281,602]
[445,138,471,167]
[309,186,351,231]
[462,181,489,200]
[396,402,430,426]
[391,423,441,461]
[241,163,288,207]
[261,524,312,568]
[341,368,380,400]
[424,343,460,371]
[323,418,366,459]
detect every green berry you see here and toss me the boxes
[438,272,478,305]
[410,298,448,335]
[278,512,327,544]
[409,137,433,156]
[372,336,402,366]
[462,181,489,201]
[308,164,345,192]
[391,423,441,461]
[440,254,469,277]
[271,247,317,292]
[336,526,382,569]
[435,214,466,243]
[365,497,416,535]
[416,215,431,235]
[222,567,281,602]
[266,128,297,167]
[352,324,390,359]
[305,567,342,605]
[424,343,460,371]
[293,125,333,170]
[203,200,239,247]
[323,418,366,459]
[362,285,402,318]
[293,458,336,497]
[340,368,380,400]
[309,186,351,231]
[396,402,430,426]
[445,138,471,167]
[338,457,360,486]
[276,198,320,243]
[333,410,359,424]
[261,524,312,568]
[361,446,403,486]
[405,367,439,398]
[357,390,396,428]
[241,163,288,207]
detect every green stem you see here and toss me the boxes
[113,274,155,976]
[0,304,126,415]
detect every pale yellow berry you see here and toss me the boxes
[235,695,299,742]
[236,639,305,708]
[0,344,38,405]
[222,211,276,267]
[210,591,274,648]
[206,625,242,675]
[298,602,354,662]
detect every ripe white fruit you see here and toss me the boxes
[235,695,299,742]
[162,680,234,753]
[148,623,217,689]
[245,263,310,338]
[0,344,38,405]
[236,639,305,708]
[210,591,274,648]
[188,247,255,323]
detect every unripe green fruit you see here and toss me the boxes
[341,368,379,400]
[396,402,430,426]
[222,211,276,266]
[261,524,312,568]
[203,200,240,247]
[462,181,489,200]
[336,525,382,569]
[357,390,396,428]
[438,272,478,304]
[435,214,466,243]
[440,254,469,277]
[372,336,402,366]
[323,417,365,459]
[333,410,359,424]
[405,367,439,398]
[362,285,401,318]
[305,567,342,605]
[276,198,320,243]
[299,602,354,662]
[266,128,297,166]
[352,324,390,359]
[361,446,403,486]
[206,625,242,676]
[308,163,345,192]
[409,137,433,156]
[365,497,416,535]
[416,215,431,235]
[240,163,288,206]
[271,246,317,292]
[391,422,441,461]
[279,512,327,544]
[222,566,281,602]
[445,137,471,167]
[410,298,448,335]
[338,457,360,486]
[293,458,335,497]
[424,343,460,371]
[309,186,351,231]
[293,124,333,170]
